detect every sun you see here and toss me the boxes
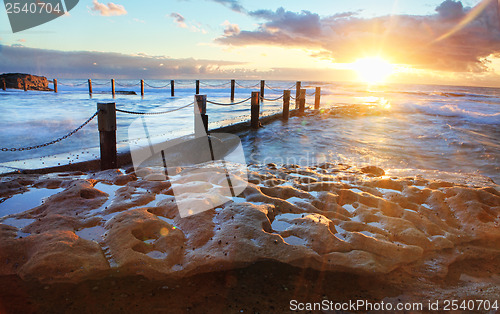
[352,57,394,84]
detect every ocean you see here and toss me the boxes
[0,79,499,184]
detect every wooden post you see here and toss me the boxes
[23,79,28,91]
[314,87,321,110]
[53,79,58,93]
[111,79,115,98]
[295,81,301,109]
[230,79,235,101]
[283,90,290,121]
[251,91,260,129]
[196,80,200,94]
[1,79,5,91]
[260,80,265,100]
[171,80,175,97]
[88,79,93,96]
[194,94,208,137]
[140,80,144,97]
[97,103,117,170]
[299,89,306,114]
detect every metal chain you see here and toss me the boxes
[175,81,195,86]
[92,81,111,86]
[262,95,284,102]
[58,81,88,87]
[207,97,252,106]
[115,82,141,87]
[264,83,283,91]
[199,81,231,87]
[307,91,316,96]
[1,111,98,152]
[235,81,260,88]
[116,102,194,115]
[144,82,171,89]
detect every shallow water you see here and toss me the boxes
[0,187,64,218]
[1,80,499,183]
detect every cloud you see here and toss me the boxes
[170,12,187,28]
[217,0,500,73]
[222,20,240,36]
[91,0,127,16]
[17,39,26,43]
[169,13,207,33]
[435,0,465,20]
[0,45,244,79]
[211,0,245,13]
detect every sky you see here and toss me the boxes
[1,0,500,87]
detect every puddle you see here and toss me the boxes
[0,217,36,229]
[146,251,168,259]
[286,197,309,204]
[75,225,107,242]
[349,188,364,194]
[334,225,347,241]
[358,231,377,238]
[272,213,305,232]
[342,204,356,213]
[88,183,122,218]
[0,188,64,218]
[230,197,247,203]
[94,182,120,196]
[376,188,402,194]
[157,215,176,226]
[421,203,432,209]
[144,193,175,207]
[283,235,307,246]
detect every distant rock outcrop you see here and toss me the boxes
[0,73,53,91]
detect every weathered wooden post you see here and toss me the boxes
[97,102,117,170]
[111,79,115,98]
[230,79,235,101]
[23,79,28,91]
[88,79,93,96]
[314,87,321,110]
[170,80,175,97]
[53,79,58,93]
[1,79,5,91]
[295,81,301,109]
[251,91,260,129]
[299,89,306,114]
[260,80,265,100]
[196,80,200,94]
[283,90,290,121]
[194,95,208,137]
[140,79,144,97]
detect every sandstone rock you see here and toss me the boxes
[0,163,498,284]
[0,73,52,91]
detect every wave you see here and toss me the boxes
[406,102,500,124]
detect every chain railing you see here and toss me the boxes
[207,97,252,106]
[235,81,260,89]
[262,94,284,102]
[116,102,194,115]
[144,82,171,89]
[58,81,88,87]
[200,81,232,87]
[115,82,141,87]
[0,111,98,152]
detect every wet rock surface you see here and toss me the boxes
[0,163,499,292]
